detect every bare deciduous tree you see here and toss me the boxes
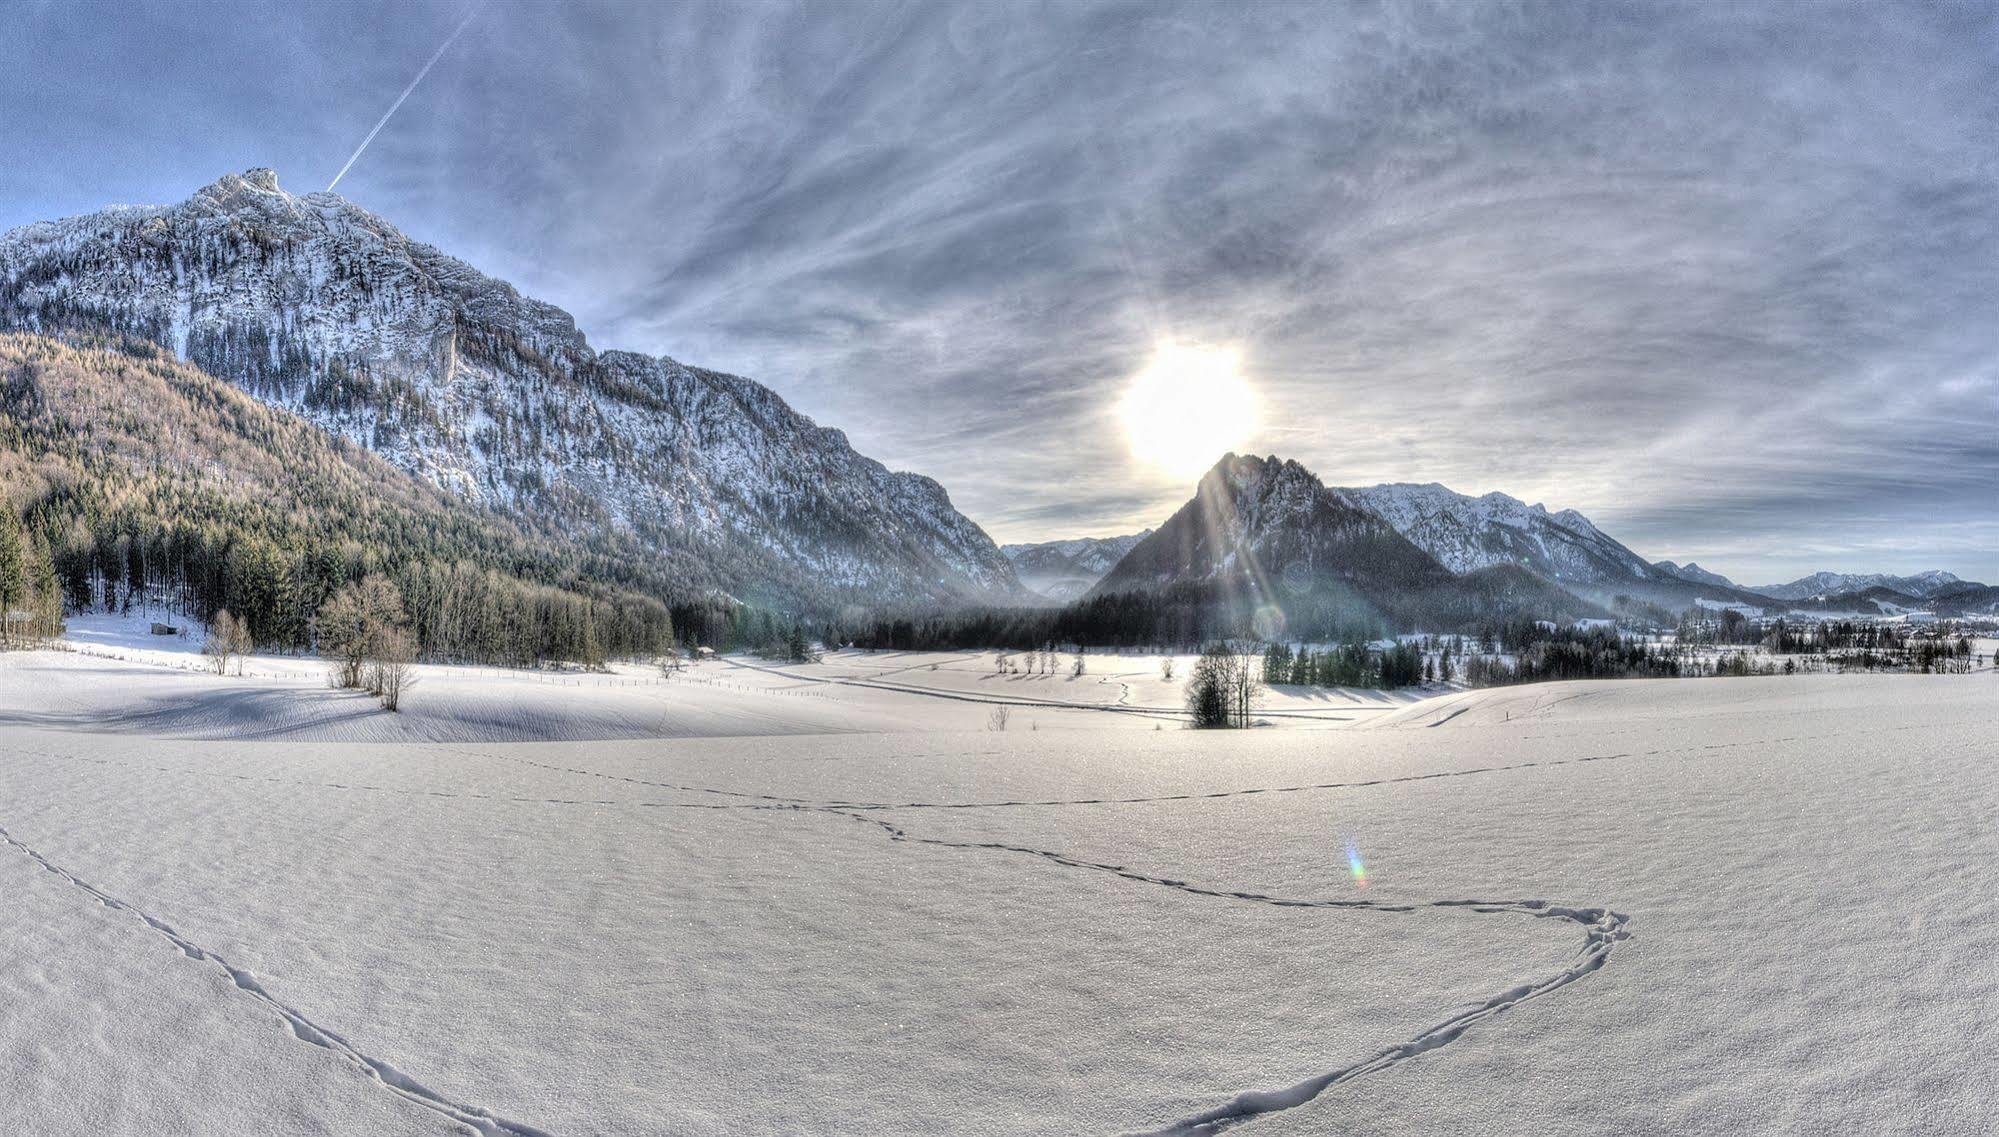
[370,625,417,712]
[318,573,416,711]
[656,647,686,678]
[204,609,242,676]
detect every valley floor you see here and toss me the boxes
[0,633,1993,1134]
[5,612,1423,741]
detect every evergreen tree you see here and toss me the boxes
[0,506,24,642]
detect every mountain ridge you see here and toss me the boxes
[1751,569,1967,601]
[0,168,1028,612]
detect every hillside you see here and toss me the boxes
[0,332,676,662]
[1652,560,1740,589]
[0,169,1026,612]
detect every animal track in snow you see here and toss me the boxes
[0,822,554,1137]
[808,804,1631,1134]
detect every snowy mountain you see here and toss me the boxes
[1001,531,1152,601]
[1331,482,1655,587]
[0,169,1026,611]
[1092,455,1602,635]
[1328,482,1779,610]
[1653,561,1740,589]
[1753,570,1966,601]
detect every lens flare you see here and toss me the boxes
[1345,839,1368,889]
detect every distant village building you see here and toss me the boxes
[150,622,180,636]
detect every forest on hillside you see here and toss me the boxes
[0,333,680,664]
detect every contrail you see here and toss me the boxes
[326,3,482,192]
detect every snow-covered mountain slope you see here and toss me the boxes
[1331,482,1655,587]
[1093,455,1601,634]
[1753,570,1967,601]
[0,169,1025,611]
[1001,531,1152,601]
[1653,561,1740,589]
[1330,481,1783,610]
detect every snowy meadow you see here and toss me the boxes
[3,629,1994,1135]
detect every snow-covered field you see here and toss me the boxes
[3,627,1995,1134]
[5,612,1419,741]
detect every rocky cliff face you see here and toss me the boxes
[0,169,1025,610]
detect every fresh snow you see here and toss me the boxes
[6,612,1417,741]
[3,635,1995,1134]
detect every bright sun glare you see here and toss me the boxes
[1118,342,1259,481]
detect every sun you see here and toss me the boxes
[1118,342,1259,481]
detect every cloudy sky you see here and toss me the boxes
[3,0,1994,583]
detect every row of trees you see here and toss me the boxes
[993,647,1086,677]
[1259,641,1428,690]
[1459,626,1685,685]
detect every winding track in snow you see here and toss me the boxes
[21,712,1970,1133]
[7,732,1638,1136]
[809,804,1630,1135]
[0,821,554,1137]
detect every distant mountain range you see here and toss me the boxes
[0,169,1026,612]
[1325,482,1779,611]
[1332,482,1650,585]
[1001,531,1152,601]
[1023,456,1993,627]
[1746,570,1965,601]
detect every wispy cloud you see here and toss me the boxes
[2,0,1994,581]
